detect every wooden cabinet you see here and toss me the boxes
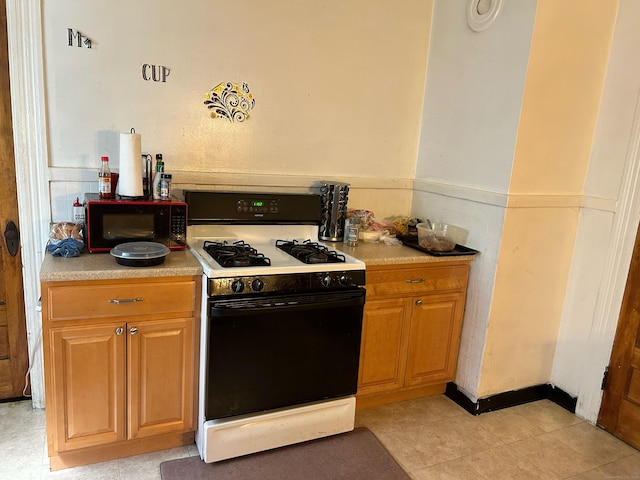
[357,261,469,408]
[41,276,200,470]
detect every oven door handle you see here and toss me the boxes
[209,289,365,317]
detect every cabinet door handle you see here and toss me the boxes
[129,327,138,335]
[108,297,144,304]
[405,278,425,284]
[415,300,423,306]
[115,327,124,335]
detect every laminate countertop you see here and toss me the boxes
[40,240,476,283]
[329,240,477,266]
[40,248,203,282]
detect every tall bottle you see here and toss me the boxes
[98,156,111,199]
[152,154,164,200]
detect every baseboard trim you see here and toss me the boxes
[445,382,577,416]
[0,396,30,404]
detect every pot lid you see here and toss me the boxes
[110,241,170,259]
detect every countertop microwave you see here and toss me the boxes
[84,193,187,253]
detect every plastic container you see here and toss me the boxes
[72,197,85,225]
[343,217,359,246]
[159,173,172,200]
[360,230,380,243]
[110,241,170,267]
[152,154,164,200]
[98,156,111,199]
[416,222,468,252]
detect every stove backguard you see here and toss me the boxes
[184,191,322,225]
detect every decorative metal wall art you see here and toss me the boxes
[204,82,255,122]
[67,28,92,48]
[142,64,171,83]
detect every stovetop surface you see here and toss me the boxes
[187,224,364,278]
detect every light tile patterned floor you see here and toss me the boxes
[1,396,639,479]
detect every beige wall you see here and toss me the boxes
[478,0,618,397]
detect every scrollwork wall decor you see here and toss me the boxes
[204,82,255,122]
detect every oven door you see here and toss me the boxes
[206,288,365,421]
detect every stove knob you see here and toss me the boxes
[231,279,244,293]
[251,278,264,292]
[339,274,353,286]
[321,274,332,288]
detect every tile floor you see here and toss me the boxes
[1,395,639,479]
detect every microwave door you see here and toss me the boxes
[103,214,155,242]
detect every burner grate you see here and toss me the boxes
[203,240,271,268]
[276,239,346,264]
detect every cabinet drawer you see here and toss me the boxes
[366,265,468,296]
[47,280,196,321]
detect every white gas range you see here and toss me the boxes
[184,191,366,463]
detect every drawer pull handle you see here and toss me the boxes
[415,300,423,306]
[109,297,144,304]
[405,278,425,284]
[115,327,124,335]
[130,327,138,335]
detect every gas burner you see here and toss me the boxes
[276,239,346,264]
[203,240,271,268]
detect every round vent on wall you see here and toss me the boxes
[467,0,503,32]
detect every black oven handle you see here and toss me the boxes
[209,288,365,317]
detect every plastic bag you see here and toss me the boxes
[46,222,84,257]
[380,231,403,246]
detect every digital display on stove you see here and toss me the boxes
[252,201,264,207]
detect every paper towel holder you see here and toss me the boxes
[117,127,145,200]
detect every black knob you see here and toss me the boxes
[339,274,352,286]
[321,274,332,288]
[231,279,244,293]
[251,278,264,292]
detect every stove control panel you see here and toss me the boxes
[208,270,366,297]
[185,191,321,224]
[236,199,279,215]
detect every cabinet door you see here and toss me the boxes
[50,323,126,452]
[128,317,195,439]
[405,293,465,386]
[357,297,411,395]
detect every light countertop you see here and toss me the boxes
[329,241,477,266]
[40,248,203,282]
[40,240,475,283]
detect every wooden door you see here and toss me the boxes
[357,297,411,395]
[598,222,640,449]
[405,293,464,387]
[127,317,195,439]
[49,323,127,452]
[0,0,29,400]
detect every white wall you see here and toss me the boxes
[415,0,536,193]
[413,0,537,399]
[42,0,432,222]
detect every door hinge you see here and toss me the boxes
[601,366,609,390]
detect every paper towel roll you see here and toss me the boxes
[118,131,143,198]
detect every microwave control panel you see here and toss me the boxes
[170,204,187,246]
